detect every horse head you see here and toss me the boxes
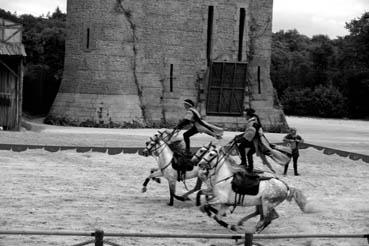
[191,142,216,165]
[143,129,178,157]
[142,133,162,157]
[197,146,221,171]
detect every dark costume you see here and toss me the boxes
[235,109,292,173]
[283,132,303,175]
[176,99,223,154]
[235,115,261,173]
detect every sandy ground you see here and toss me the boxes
[0,147,368,246]
[0,116,368,245]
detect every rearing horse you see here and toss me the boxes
[142,130,203,206]
[197,145,311,232]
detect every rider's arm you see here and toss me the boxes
[175,119,191,130]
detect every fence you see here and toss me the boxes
[0,230,368,246]
[0,142,368,163]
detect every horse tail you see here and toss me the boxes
[287,187,309,212]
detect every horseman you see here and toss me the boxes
[234,108,261,173]
[174,99,224,156]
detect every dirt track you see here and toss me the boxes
[0,145,368,246]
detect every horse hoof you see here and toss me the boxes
[183,196,191,201]
[167,202,174,206]
[237,221,244,226]
[142,187,147,193]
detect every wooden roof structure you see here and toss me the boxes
[0,17,26,130]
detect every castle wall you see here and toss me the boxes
[50,0,288,131]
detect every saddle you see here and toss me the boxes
[172,152,195,181]
[231,171,272,195]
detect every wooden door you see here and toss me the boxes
[0,65,17,129]
[206,62,247,116]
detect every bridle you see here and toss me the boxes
[144,130,178,156]
[192,143,215,164]
[199,141,236,170]
[198,142,237,186]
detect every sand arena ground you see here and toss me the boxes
[0,117,368,245]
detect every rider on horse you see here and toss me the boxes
[174,99,224,156]
[234,108,262,173]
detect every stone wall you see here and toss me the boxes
[49,0,288,132]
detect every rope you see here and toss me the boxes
[0,142,368,163]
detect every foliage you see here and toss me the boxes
[0,9,20,23]
[272,12,369,119]
[281,86,347,118]
[0,7,66,115]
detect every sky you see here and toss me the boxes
[0,0,368,38]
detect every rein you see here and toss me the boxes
[146,130,178,156]
[145,131,179,172]
[201,141,237,172]
[202,144,237,187]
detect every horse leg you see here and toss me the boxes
[181,178,203,200]
[196,188,212,206]
[142,169,163,193]
[255,202,276,233]
[200,204,239,231]
[150,168,161,183]
[237,205,261,226]
[168,181,176,206]
[196,190,203,206]
[167,180,188,204]
[269,208,280,221]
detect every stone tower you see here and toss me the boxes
[49,0,288,131]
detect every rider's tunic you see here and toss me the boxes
[183,107,224,138]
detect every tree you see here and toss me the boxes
[1,8,67,115]
[345,12,369,69]
[271,12,369,119]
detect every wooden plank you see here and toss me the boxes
[0,59,20,130]
[206,62,247,115]
[4,28,21,42]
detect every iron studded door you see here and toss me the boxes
[206,62,247,116]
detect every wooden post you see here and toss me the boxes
[94,230,104,246]
[244,233,253,246]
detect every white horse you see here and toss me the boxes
[142,130,203,206]
[196,145,311,232]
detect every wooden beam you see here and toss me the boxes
[4,28,21,42]
[0,58,19,79]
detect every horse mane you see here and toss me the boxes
[160,130,185,155]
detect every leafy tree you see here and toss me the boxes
[271,12,369,119]
[0,8,20,22]
[345,12,369,69]
[0,7,66,114]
